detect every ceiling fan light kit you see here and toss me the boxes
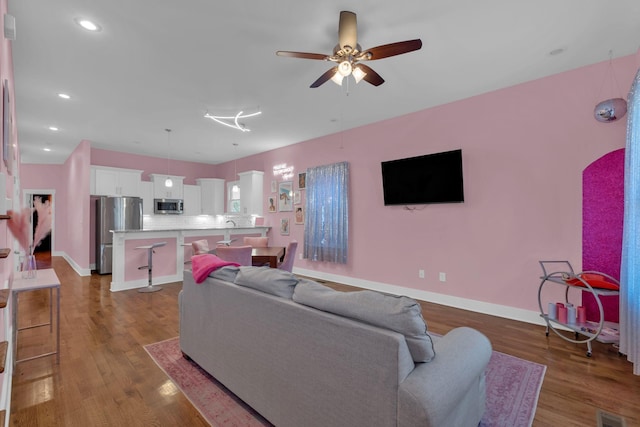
[276,10,422,88]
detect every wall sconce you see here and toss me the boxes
[594,51,627,123]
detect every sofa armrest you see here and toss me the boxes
[398,327,492,427]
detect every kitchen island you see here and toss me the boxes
[110,226,270,291]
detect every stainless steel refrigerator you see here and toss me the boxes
[95,196,143,274]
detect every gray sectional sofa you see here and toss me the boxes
[179,265,492,427]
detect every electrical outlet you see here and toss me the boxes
[439,272,446,282]
[418,269,425,279]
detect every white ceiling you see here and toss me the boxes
[8,0,640,165]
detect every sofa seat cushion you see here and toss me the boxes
[234,266,299,298]
[293,279,435,363]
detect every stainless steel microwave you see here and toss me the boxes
[154,198,183,214]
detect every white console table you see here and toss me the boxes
[12,268,61,366]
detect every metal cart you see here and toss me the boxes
[538,260,620,357]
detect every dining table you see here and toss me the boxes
[251,246,285,268]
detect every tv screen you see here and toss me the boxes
[381,149,464,205]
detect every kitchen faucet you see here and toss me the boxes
[226,220,236,227]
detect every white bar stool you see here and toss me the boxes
[136,242,167,293]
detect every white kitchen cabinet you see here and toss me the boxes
[139,181,154,215]
[196,178,225,215]
[183,184,201,215]
[91,166,143,197]
[149,174,185,199]
[238,170,264,216]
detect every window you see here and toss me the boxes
[227,181,240,213]
[303,162,349,263]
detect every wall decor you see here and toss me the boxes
[278,181,293,212]
[293,191,301,205]
[280,218,290,235]
[295,206,305,225]
[298,172,306,189]
[267,196,277,213]
[271,180,277,193]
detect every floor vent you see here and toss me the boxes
[597,409,627,427]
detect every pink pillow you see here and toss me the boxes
[192,239,210,255]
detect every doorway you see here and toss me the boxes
[24,191,54,269]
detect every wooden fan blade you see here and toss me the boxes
[338,11,357,51]
[364,39,422,60]
[310,67,338,88]
[355,64,385,86]
[276,51,328,60]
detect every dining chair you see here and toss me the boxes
[215,245,253,266]
[278,241,298,272]
[243,236,268,247]
[191,239,211,255]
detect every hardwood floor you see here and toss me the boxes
[9,258,640,426]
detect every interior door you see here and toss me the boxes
[23,191,54,269]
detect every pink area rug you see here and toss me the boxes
[145,337,545,427]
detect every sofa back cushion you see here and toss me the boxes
[209,265,240,282]
[234,266,299,298]
[293,279,435,363]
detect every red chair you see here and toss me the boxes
[215,245,253,266]
[278,241,298,272]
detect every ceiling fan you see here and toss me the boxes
[276,11,422,88]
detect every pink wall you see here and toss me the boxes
[21,141,91,270]
[20,163,65,251]
[64,141,91,268]
[18,52,638,317]
[91,148,217,184]
[214,55,636,313]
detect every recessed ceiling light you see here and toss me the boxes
[43,148,51,152]
[58,93,71,99]
[49,126,59,131]
[75,18,101,32]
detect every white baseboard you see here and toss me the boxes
[292,267,546,327]
[57,252,92,276]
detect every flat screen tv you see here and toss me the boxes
[381,149,464,205]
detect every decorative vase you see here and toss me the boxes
[21,253,37,279]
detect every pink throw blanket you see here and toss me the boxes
[191,254,240,284]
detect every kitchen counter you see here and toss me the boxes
[112,226,270,233]
[110,226,270,291]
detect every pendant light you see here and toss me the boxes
[164,129,173,188]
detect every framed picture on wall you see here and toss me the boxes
[267,196,277,212]
[295,206,304,225]
[271,180,277,193]
[293,191,301,205]
[280,218,290,235]
[278,181,293,212]
[298,172,306,190]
